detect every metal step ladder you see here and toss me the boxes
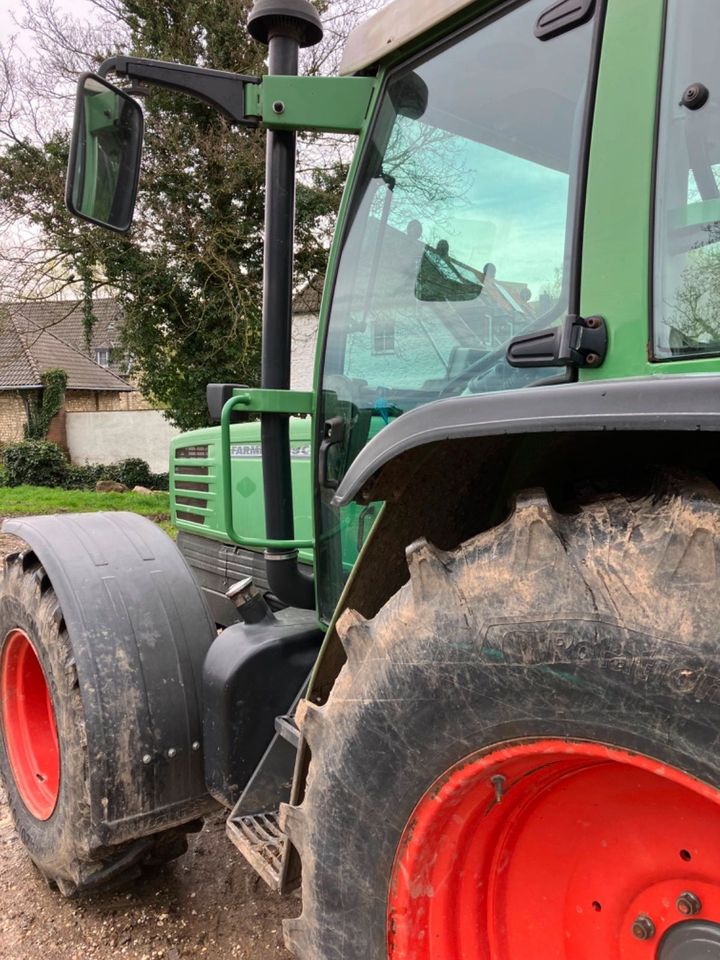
[226,713,299,890]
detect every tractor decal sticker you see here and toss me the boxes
[230,444,311,459]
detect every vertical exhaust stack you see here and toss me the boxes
[248,0,322,609]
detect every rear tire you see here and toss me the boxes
[0,550,195,895]
[283,476,720,958]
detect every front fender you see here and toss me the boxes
[3,511,217,847]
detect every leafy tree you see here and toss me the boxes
[0,0,378,428]
[667,241,720,346]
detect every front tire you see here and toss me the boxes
[0,551,193,895]
[284,478,720,959]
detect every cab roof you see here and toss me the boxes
[339,0,478,75]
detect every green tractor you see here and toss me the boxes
[3,0,720,955]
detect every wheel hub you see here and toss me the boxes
[387,740,720,959]
[658,921,720,959]
[0,628,60,820]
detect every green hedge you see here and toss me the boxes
[2,441,169,491]
[4,440,68,487]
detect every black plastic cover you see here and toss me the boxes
[206,383,249,424]
[247,0,324,46]
[3,512,217,846]
[658,921,720,959]
[203,610,323,807]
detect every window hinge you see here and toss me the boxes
[506,315,607,369]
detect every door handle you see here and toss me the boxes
[319,416,345,489]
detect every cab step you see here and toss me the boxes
[226,811,286,889]
[225,710,300,891]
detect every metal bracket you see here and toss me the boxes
[99,56,260,127]
[225,387,314,416]
[506,315,607,370]
[244,75,376,133]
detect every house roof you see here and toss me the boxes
[0,308,132,392]
[2,298,124,355]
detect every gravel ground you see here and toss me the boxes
[0,529,297,960]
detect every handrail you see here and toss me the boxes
[220,392,314,550]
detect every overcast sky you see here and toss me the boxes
[0,0,100,52]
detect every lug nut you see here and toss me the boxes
[632,915,656,941]
[676,891,702,916]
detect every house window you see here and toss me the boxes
[373,319,395,355]
[95,347,111,367]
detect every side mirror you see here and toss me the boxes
[66,73,144,233]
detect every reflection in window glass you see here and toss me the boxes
[654,0,720,358]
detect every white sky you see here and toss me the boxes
[0,0,102,55]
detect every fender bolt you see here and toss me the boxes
[631,915,656,941]
[142,754,152,765]
[167,747,177,759]
[676,891,702,916]
[192,741,201,751]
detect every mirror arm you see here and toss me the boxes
[97,56,260,127]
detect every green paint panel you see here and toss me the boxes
[579,0,663,381]
[580,0,720,380]
[244,76,376,133]
[170,418,314,564]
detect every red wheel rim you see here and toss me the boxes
[388,740,720,959]
[0,628,60,820]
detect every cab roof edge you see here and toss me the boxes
[339,0,479,76]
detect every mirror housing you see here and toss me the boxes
[66,73,144,233]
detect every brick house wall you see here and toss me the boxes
[64,389,152,413]
[0,387,151,446]
[0,393,28,444]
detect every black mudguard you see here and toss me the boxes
[3,512,217,848]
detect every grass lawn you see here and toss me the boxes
[0,485,173,535]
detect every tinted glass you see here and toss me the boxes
[67,74,143,232]
[654,0,720,358]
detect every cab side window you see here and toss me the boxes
[654,0,720,359]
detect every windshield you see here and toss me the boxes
[316,0,596,621]
[321,0,594,437]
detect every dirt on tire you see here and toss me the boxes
[0,528,296,960]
